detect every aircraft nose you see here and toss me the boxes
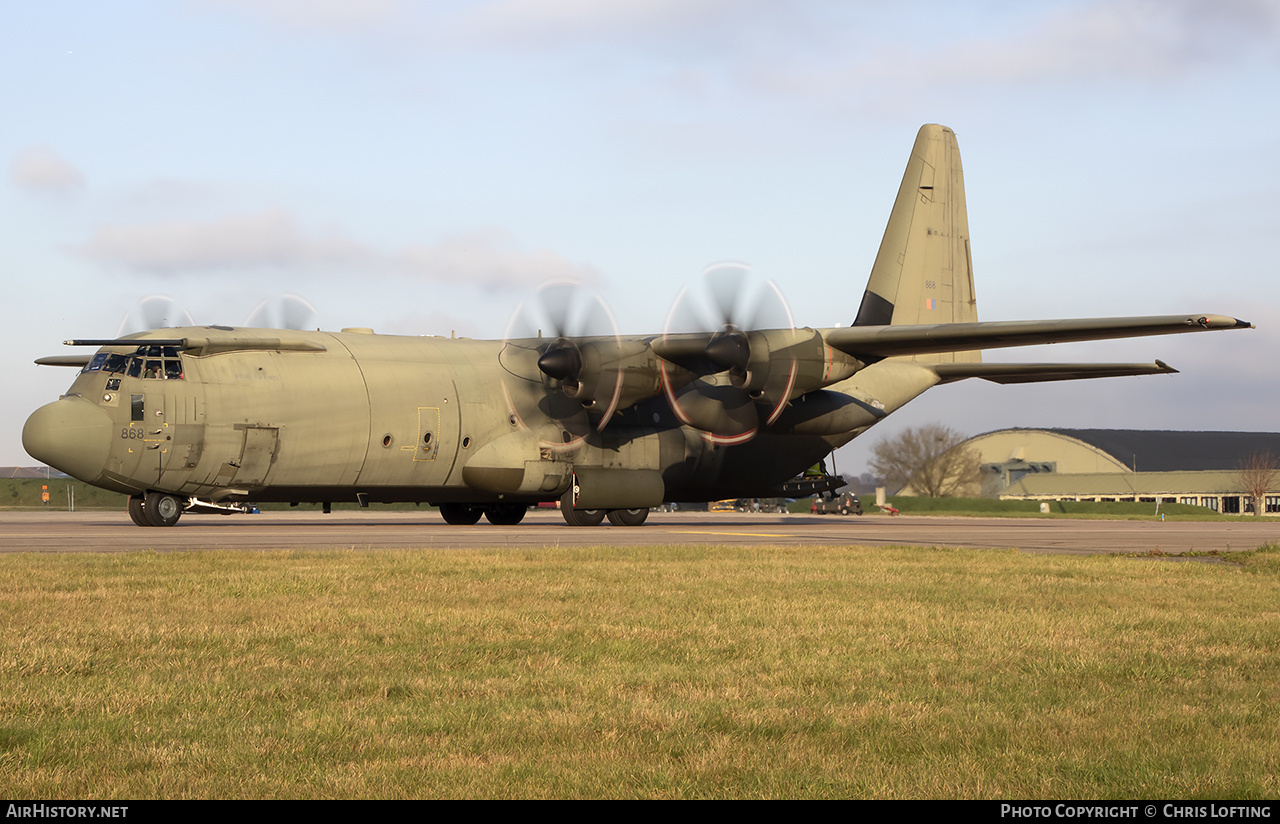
[23,397,113,483]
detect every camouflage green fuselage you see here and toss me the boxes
[50,327,887,507]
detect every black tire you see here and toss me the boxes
[559,488,604,526]
[606,508,649,527]
[839,506,850,515]
[127,495,150,527]
[439,503,483,525]
[562,505,605,526]
[484,503,527,525]
[144,491,183,527]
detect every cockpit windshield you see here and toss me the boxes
[82,345,184,380]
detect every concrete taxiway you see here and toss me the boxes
[1,509,1277,555]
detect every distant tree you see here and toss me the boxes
[842,473,884,494]
[869,424,983,497]
[1237,452,1278,517]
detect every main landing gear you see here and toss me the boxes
[560,506,648,526]
[127,492,186,527]
[438,502,529,526]
[435,500,650,527]
[559,488,649,527]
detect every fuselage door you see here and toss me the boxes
[234,425,280,487]
[111,391,171,485]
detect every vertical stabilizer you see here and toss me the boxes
[853,124,979,363]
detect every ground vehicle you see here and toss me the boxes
[811,493,863,516]
[734,497,790,513]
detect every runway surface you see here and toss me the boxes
[2,509,1277,555]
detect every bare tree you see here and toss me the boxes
[1238,451,1278,517]
[869,424,983,497]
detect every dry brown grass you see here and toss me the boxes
[2,544,1278,798]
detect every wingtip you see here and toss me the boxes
[1190,315,1254,330]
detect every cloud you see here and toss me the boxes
[9,145,85,193]
[207,0,746,44]
[455,0,743,47]
[73,210,601,288]
[200,0,406,31]
[948,0,1280,84]
[807,0,1280,100]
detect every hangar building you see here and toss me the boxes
[963,429,1280,514]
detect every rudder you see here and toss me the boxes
[853,124,978,362]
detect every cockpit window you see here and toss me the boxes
[82,346,184,380]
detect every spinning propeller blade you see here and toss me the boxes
[658,264,800,443]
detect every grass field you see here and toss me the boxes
[3,543,1278,798]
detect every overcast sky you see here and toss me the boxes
[4,0,1277,472]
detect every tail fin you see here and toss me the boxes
[854,124,978,362]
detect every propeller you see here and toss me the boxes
[500,282,632,446]
[245,293,318,330]
[116,295,195,336]
[657,263,800,444]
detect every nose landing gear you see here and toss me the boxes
[127,492,186,527]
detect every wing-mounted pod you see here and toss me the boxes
[461,428,574,497]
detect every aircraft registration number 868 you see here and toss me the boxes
[121,428,148,439]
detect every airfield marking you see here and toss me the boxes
[0,510,1276,555]
[671,530,787,538]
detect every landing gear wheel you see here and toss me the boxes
[560,489,605,526]
[562,506,605,526]
[606,508,649,527]
[127,495,150,527]
[144,492,184,527]
[484,504,527,525]
[439,503,483,525]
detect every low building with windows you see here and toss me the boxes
[960,429,1280,514]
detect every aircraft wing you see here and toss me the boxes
[825,314,1251,359]
[931,361,1177,384]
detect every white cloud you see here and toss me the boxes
[456,0,742,46]
[195,0,1280,96]
[9,145,85,193]
[200,0,406,31]
[73,211,600,289]
[397,228,602,290]
[948,0,1280,84]
[817,0,1280,99]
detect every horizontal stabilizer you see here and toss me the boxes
[826,314,1250,359]
[932,361,1178,385]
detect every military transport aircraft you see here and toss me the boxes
[23,124,1251,527]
